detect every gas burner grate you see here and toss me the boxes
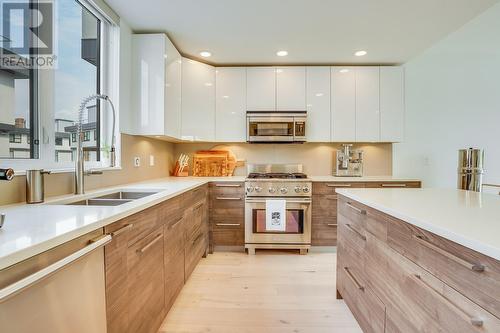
[247,172,308,179]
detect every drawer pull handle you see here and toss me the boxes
[327,184,352,188]
[169,218,183,229]
[193,233,203,244]
[194,202,204,210]
[326,196,338,200]
[215,184,242,187]
[216,197,241,201]
[216,223,241,226]
[343,267,364,291]
[327,223,338,227]
[412,274,483,327]
[345,224,366,241]
[413,235,485,272]
[137,234,162,254]
[381,183,407,187]
[110,223,133,237]
[346,202,367,215]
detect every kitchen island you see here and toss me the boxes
[335,188,500,332]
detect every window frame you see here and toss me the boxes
[0,0,121,174]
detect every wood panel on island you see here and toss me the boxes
[311,181,421,246]
[336,195,500,333]
[103,184,209,333]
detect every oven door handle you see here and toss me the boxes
[245,198,311,204]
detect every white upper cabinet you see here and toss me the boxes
[355,67,380,142]
[306,67,330,142]
[181,58,216,141]
[331,67,356,142]
[380,67,404,142]
[128,34,181,137]
[215,67,247,142]
[246,67,276,110]
[276,67,306,111]
[164,39,182,138]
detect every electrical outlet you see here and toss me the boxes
[134,157,141,167]
[149,155,155,166]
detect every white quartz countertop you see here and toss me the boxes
[336,188,500,261]
[310,176,421,182]
[0,176,245,270]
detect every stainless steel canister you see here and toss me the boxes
[457,148,484,192]
[26,170,51,204]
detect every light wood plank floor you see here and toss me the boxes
[158,250,362,333]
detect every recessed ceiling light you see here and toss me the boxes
[339,69,350,73]
[204,82,213,87]
[354,50,367,57]
[276,50,288,57]
[315,93,324,97]
[200,51,211,57]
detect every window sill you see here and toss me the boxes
[11,166,123,177]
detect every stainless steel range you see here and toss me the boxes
[245,164,312,255]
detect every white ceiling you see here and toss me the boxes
[106,0,499,65]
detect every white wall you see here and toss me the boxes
[393,3,500,188]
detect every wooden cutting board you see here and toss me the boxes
[192,151,228,177]
[210,145,245,176]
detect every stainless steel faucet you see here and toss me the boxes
[75,94,117,194]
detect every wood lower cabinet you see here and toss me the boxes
[337,195,500,333]
[104,185,209,333]
[312,181,420,246]
[209,182,245,249]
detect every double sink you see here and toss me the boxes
[66,190,159,206]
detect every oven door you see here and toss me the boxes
[247,116,295,142]
[245,197,311,245]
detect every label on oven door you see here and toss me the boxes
[265,199,286,232]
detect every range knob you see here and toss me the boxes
[280,187,288,194]
[294,186,302,193]
[255,186,263,193]
[302,186,310,193]
[246,186,254,193]
[268,187,276,194]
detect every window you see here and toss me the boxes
[83,131,91,141]
[0,0,119,171]
[9,134,22,143]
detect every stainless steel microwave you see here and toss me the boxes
[246,111,307,143]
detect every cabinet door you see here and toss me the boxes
[164,216,185,313]
[355,67,380,142]
[130,34,165,135]
[164,37,182,138]
[380,67,404,142]
[331,67,356,141]
[246,67,276,110]
[181,58,215,141]
[276,67,306,111]
[127,228,165,333]
[306,67,331,142]
[215,67,247,142]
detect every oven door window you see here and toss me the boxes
[248,122,293,137]
[252,209,304,234]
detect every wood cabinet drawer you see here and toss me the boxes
[364,181,421,188]
[311,194,338,245]
[120,203,163,247]
[312,182,365,195]
[185,230,207,281]
[159,194,184,228]
[387,217,500,318]
[212,222,244,246]
[188,184,208,205]
[127,227,165,333]
[209,182,244,196]
[337,255,385,333]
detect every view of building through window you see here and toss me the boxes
[0,0,101,162]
